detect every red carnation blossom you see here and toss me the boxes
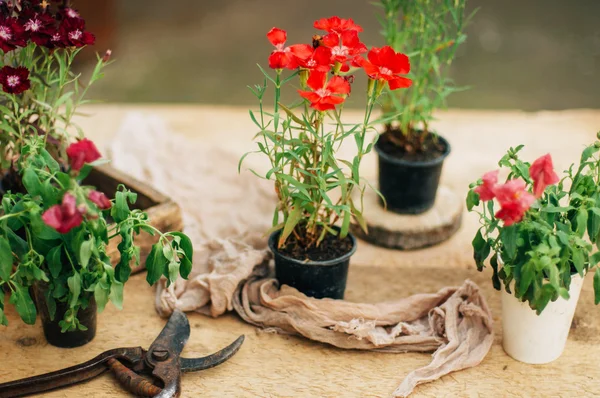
[42,193,83,234]
[21,10,55,46]
[58,18,95,47]
[321,30,367,72]
[0,16,26,53]
[313,16,363,34]
[61,7,82,20]
[267,27,312,70]
[89,190,112,210]
[298,70,350,111]
[0,66,31,94]
[474,170,499,201]
[493,179,535,226]
[296,46,332,72]
[529,154,559,198]
[355,46,412,90]
[66,138,102,171]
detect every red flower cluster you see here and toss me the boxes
[42,193,83,234]
[0,4,94,54]
[89,190,111,210]
[0,66,30,94]
[266,16,411,112]
[66,138,102,171]
[475,154,560,226]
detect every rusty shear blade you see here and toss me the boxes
[180,335,245,372]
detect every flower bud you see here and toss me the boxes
[102,49,112,63]
[595,141,600,148]
[367,78,375,97]
[299,69,308,89]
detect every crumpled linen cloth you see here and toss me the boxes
[108,112,494,397]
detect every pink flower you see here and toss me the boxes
[493,179,535,226]
[0,66,31,94]
[88,190,111,210]
[298,71,350,111]
[66,138,102,171]
[529,154,559,198]
[474,170,499,201]
[266,27,312,70]
[42,193,83,234]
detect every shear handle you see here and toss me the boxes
[0,347,144,398]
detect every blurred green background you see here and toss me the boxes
[85,0,600,110]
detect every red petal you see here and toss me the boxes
[313,46,332,65]
[268,51,287,69]
[306,70,326,91]
[267,27,286,46]
[311,101,335,111]
[298,90,322,104]
[289,44,313,61]
[327,76,350,95]
[388,76,412,90]
[321,33,339,48]
[393,52,410,74]
[322,95,345,105]
[42,205,63,230]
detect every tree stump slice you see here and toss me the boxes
[352,186,463,250]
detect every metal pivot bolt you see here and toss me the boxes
[152,350,170,361]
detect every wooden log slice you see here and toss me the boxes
[351,186,463,250]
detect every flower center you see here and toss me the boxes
[66,9,80,18]
[7,75,20,87]
[379,67,393,76]
[25,19,41,32]
[0,26,12,40]
[315,88,331,98]
[307,59,316,67]
[331,46,349,57]
[51,33,61,42]
[69,30,83,41]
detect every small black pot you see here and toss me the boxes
[268,230,357,299]
[33,284,97,348]
[376,135,451,214]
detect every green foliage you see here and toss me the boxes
[467,141,600,314]
[376,0,474,138]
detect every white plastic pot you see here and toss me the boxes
[501,274,584,364]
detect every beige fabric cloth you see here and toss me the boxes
[108,113,494,397]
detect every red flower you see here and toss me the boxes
[58,18,95,47]
[321,30,367,72]
[298,71,350,111]
[0,16,26,53]
[60,7,82,20]
[21,10,55,46]
[66,138,102,171]
[355,46,412,90]
[296,46,332,72]
[313,16,363,34]
[42,193,83,234]
[267,27,312,70]
[89,190,111,210]
[474,170,499,201]
[529,154,559,198]
[493,179,535,226]
[0,66,31,94]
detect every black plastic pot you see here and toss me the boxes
[376,135,451,214]
[268,230,357,299]
[33,284,97,348]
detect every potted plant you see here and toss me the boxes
[374,0,473,214]
[0,0,193,348]
[240,17,411,299]
[467,139,600,364]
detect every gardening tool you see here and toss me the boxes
[0,309,245,398]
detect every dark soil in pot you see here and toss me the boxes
[269,229,357,300]
[376,129,451,215]
[32,284,97,348]
[0,171,25,197]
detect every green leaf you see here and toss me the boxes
[111,190,130,223]
[146,244,167,285]
[9,286,37,325]
[79,239,93,269]
[594,268,600,305]
[179,256,192,279]
[278,202,303,247]
[572,247,585,276]
[500,225,518,260]
[47,246,63,279]
[0,238,13,282]
[466,189,480,211]
[519,262,534,295]
[171,232,193,263]
[490,254,501,290]
[109,281,124,310]
[576,209,589,237]
[40,149,60,173]
[44,288,56,321]
[94,282,110,313]
[67,273,81,308]
[168,260,180,284]
[472,229,490,270]
[22,168,41,196]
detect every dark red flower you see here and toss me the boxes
[0,66,31,94]
[58,18,95,47]
[89,190,111,210]
[267,27,312,70]
[296,46,332,72]
[493,179,535,226]
[42,193,83,234]
[321,30,367,72]
[355,46,412,90]
[474,170,499,201]
[298,70,350,111]
[529,154,559,198]
[313,16,363,34]
[0,16,26,53]
[66,138,102,171]
[60,7,82,20]
[20,9,55,46]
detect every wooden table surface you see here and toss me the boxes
[2,105,600,397]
